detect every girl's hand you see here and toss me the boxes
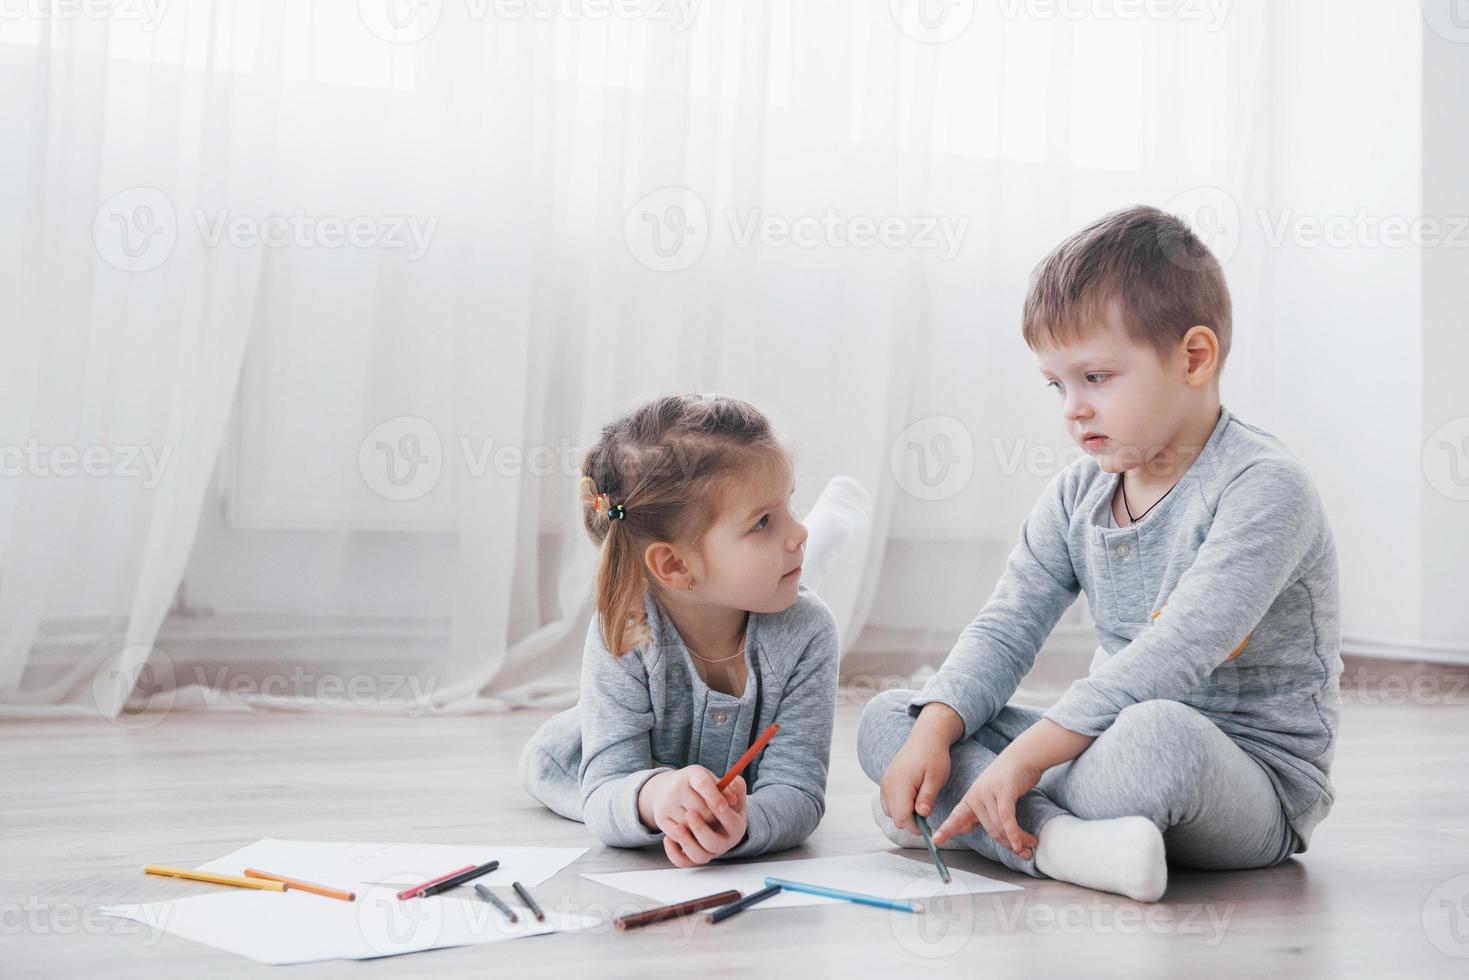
[640,766,747,867]
[932,753,1041,857]
[661,773,746,867]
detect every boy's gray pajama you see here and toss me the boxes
[859,406,1341,875]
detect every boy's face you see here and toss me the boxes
[1035,310,1194,476]
[688,464,807,614]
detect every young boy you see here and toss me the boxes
[858,205,1341,902]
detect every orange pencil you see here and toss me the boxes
[717,723,779,791]
[244,868,356,902]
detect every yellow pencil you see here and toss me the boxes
[144,865,287,891]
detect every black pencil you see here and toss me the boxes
[511,880,545,922]
[473,883,519,924]
[418,859,499,898]
[706,883,782,924]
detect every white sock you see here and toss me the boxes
[1033,814,1168,903]
[870,793,966,851]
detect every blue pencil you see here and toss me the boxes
[763,876,921,914]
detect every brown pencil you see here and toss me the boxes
[614,889,743,931]
[243,868,356,902]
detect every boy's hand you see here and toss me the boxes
[639,766,747,867]
[878,705,961,835]
[932,752,1041,857]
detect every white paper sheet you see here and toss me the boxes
[97,838,592,964]
[99,884,596,965]
[193,838,587,891]
[582,851,1022,910]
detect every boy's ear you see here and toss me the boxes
[643,541,693,591]
[1181,325,1220,385]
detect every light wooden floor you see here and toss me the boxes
[6,688,1469,978]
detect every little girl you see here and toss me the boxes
[520,393,842,867]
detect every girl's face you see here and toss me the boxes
[690,464,807,614]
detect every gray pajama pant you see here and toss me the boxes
[856,690,1299,878]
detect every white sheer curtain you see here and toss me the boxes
[0,1,1272,719]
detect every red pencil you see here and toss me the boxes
[717,723,779,791]
[397,865,475,901]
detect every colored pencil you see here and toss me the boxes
[144,866,286,892]
[706,883,782,924]
[511,880,545,922]
[717,723,780,791]
[418,860,500,898]
[243,868,355,901]
[913,813,952,883]
[763,876,921,913]
[615,889,743,931]
[473,883,519,924]
[397,864,475,900]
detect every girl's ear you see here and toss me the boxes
[643,540,694,591]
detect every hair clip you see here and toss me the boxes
[607,503,627,521]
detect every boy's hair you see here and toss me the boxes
[580,393,790,656]
[1022,205,1232,370]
